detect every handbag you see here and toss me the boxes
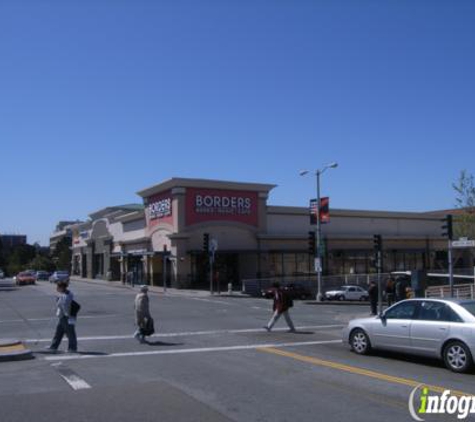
[70,300,81,317]
[141,317,155,336]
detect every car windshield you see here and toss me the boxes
[460,302,475,317]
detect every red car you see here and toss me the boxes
[16,271,36,286]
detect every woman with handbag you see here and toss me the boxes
[47,280,78,353]
[133,285,154,343]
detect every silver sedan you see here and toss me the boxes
[343,298,475,373]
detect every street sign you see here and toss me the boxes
[210,238,218,253]
[314,257,322,272]
[451,239,475,248]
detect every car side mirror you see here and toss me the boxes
[379,312,386,322]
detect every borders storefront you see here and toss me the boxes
[67,177,451,289]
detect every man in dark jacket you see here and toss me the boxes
[264,283,296,332]
[368,281,378,316]
[395,277,407,302]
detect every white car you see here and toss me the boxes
[325,285,369,301]
[343,299,475,373]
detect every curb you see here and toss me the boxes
[70,277,250,298]
[0,339,34,362]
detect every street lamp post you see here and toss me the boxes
[301,162,338,301]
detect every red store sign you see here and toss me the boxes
[146,191,173,227]
[186,188,258,227]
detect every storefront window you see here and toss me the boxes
[296,253,310,275]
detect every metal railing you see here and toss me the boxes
[242,273,391,297]
[242,268,475,298]
[425,283,475,299]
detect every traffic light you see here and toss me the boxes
[308,231,316,255]
[441,215,453,240]
[203,233,210,252]
[373,235,382,252]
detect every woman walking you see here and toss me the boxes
[133,285,153,343]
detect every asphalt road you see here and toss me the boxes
[0,278,473,422]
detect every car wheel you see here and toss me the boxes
[443,341,474,373]
[338,295,345,301]
[359,296,366,302]
[350,328,371,355]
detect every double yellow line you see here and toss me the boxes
[258,347,472,397]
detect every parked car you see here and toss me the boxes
[261,284,312,300]
[343,298,475,373]
[16,271,36,286]
[325,285,369,301]
[35,271,50,281]
[49,271,70,284]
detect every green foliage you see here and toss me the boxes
[27,254,55,272]
[7,244,37,276]
[52,237,72,271]
[453,170,475,239]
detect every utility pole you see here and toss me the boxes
[441,215,454,297]
[373,234,383,315]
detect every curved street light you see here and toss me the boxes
[300,162,338,301]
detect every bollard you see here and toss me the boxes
[228,283,232,295]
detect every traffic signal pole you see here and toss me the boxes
[441,215,454,297]
[374,235,383,315]
[448,239,454,298]
[315,170,323,301]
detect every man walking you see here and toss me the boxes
[264,283,296,332]
[47,280,78,353]
[368,280,378,316]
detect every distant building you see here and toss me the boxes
[0,234,27,254]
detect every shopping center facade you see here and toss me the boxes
[60,177,448,289]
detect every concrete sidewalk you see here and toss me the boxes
[70,277,249,298]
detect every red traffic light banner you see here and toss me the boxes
[310,197,330,225]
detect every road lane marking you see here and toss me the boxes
[27,324,343,343]
[0,314,121,324]
[44,340,341,361]
[190,297,238,306]
[52,363,91,390]
[258,348,473,397]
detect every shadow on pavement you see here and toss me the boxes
[35,350,109,356]
[144,340,184,347]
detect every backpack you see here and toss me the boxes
[283,291,294,308]
[70,299,81,317]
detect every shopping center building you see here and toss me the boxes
[63,177,448,289]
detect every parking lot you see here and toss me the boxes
[0,279,473,422]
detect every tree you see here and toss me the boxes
[52,237,72,272]
[27,254,55,273]
[452,170,475,239]
[7,244,37,275]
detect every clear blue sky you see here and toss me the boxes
[1,0,474,246]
